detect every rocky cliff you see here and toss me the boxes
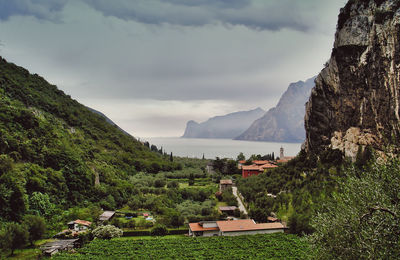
[182,108,265,139]
[305,0,400,158]
[236,77,315,142]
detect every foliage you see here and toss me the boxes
[0,222,28,256]
[150,224,169,236]
[308,158,400,259]
[22,215,46,245]
[54,233,310,259]
[92,225,123,239]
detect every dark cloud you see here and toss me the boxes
[0,0,67,21]
[82,0,316,31]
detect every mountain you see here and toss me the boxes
[182,108,265,139]
[235,77,315,143]
[305,0,400,159]
[0,56,179,221]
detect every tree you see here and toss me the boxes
[28,192,55,218]
[92,225,123,239]
[23,215,46,245]
[188,173,195,186]
[308,158,400,259]
[170,152,173,162]
[150,224,169,236]
[2,222,28,256]
[237,152,245,161]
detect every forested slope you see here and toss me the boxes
[0,56,180,222]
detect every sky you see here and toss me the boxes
[0,0,347,137]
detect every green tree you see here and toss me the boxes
[22,215,46,245]
[150,224,169,236]
[28,192,55,218]
[3,222,28,256]
[309,159,400,259]
[237,152,245,161]
[188,173,195,186]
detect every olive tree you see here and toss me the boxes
[308,158,400,259]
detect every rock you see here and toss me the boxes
[236,77,315,142]
[305,0,400,159]
[182,108,265,139]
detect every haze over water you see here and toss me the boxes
[143,137,302,159]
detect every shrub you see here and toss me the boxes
[92,225,123,239]
[150,224,169,236]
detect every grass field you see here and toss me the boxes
[54,233,311,259]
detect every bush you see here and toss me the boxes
[92,225,123,239]
[150,224,169,236]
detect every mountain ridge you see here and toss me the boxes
[235,76,315,143]
[182,107,265,139]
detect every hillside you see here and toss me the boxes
[236,77,315,142]
[182,107,265,139]
[305,0,400,158]
[0,56,179,221]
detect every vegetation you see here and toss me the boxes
[92,225,123,239]
[309,157,400,259]
[54,233,310,259]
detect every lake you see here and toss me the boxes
[142,137,303,159]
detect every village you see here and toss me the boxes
[39,149,294,256]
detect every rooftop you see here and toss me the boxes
[189,223,219,232]
[219,206,238,211]
[68,219,92,226]
[216,219,285,232]
[220,179,233,185]
[99,211,115,221]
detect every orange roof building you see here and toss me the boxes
[189,219,286,237]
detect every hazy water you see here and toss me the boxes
[142,137,302,159]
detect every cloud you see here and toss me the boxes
[0,0,67,21]
[82,0,320,31]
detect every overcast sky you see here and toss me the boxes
[0,0,346,137]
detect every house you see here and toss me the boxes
[206,162,215,174]
[219,179,233,192]
[219,206,238,216]
[189,219,286,237]
[67,220,92,231]
[99,211,115,222]
[241,163,278,178]
[188,221,220,237]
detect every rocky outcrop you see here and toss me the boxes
[236,77,315,142]
[182,108,265,139]
[305,0,400,158]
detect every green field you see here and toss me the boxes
[54,233,310,259]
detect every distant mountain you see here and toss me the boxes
[235,77,315,142]
[182,108,265,139]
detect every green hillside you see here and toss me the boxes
[0,56,180,222]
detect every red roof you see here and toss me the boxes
[253,160,270,165]
[189,223,219,232]
[259,163,278,169]
[74,220,92,226]
[216,219,284,232]
[238,160,246,164]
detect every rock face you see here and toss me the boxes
[236,77,315,142]
[182,108,265,139]
[305,0,400,158]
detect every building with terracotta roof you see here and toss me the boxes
[241,162,278,178]
[188,219,286,237]
[67,220,92,232]
[219,206,238,215]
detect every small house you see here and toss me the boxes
[219,206,238,216]
[67,220,92,231]
[188,221,220,237]
[219,179,233,192]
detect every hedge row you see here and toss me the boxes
[123,228,188,237]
